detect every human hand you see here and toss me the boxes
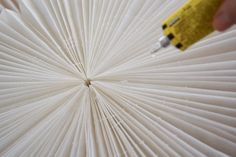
[0,0,19,10]
[213,0,236,31]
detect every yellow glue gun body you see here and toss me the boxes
[162,0,222,51]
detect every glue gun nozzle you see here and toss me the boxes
[150,47,161,54]
[150,43,162,54]
[150,36,170,54]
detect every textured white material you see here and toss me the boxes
[0,0,236,157]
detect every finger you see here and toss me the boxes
[11,0,19,9]
[213,0,236,31]
[0,0,19,10]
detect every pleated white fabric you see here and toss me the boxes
[0,0,236,157]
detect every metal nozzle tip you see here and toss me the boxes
[150,47,161,54]
[150,36,170,55]
[150,42,162,54]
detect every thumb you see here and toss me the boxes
[0,0,19,10]
[213,0,236,31]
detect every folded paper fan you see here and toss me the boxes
[0,0,236,156]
